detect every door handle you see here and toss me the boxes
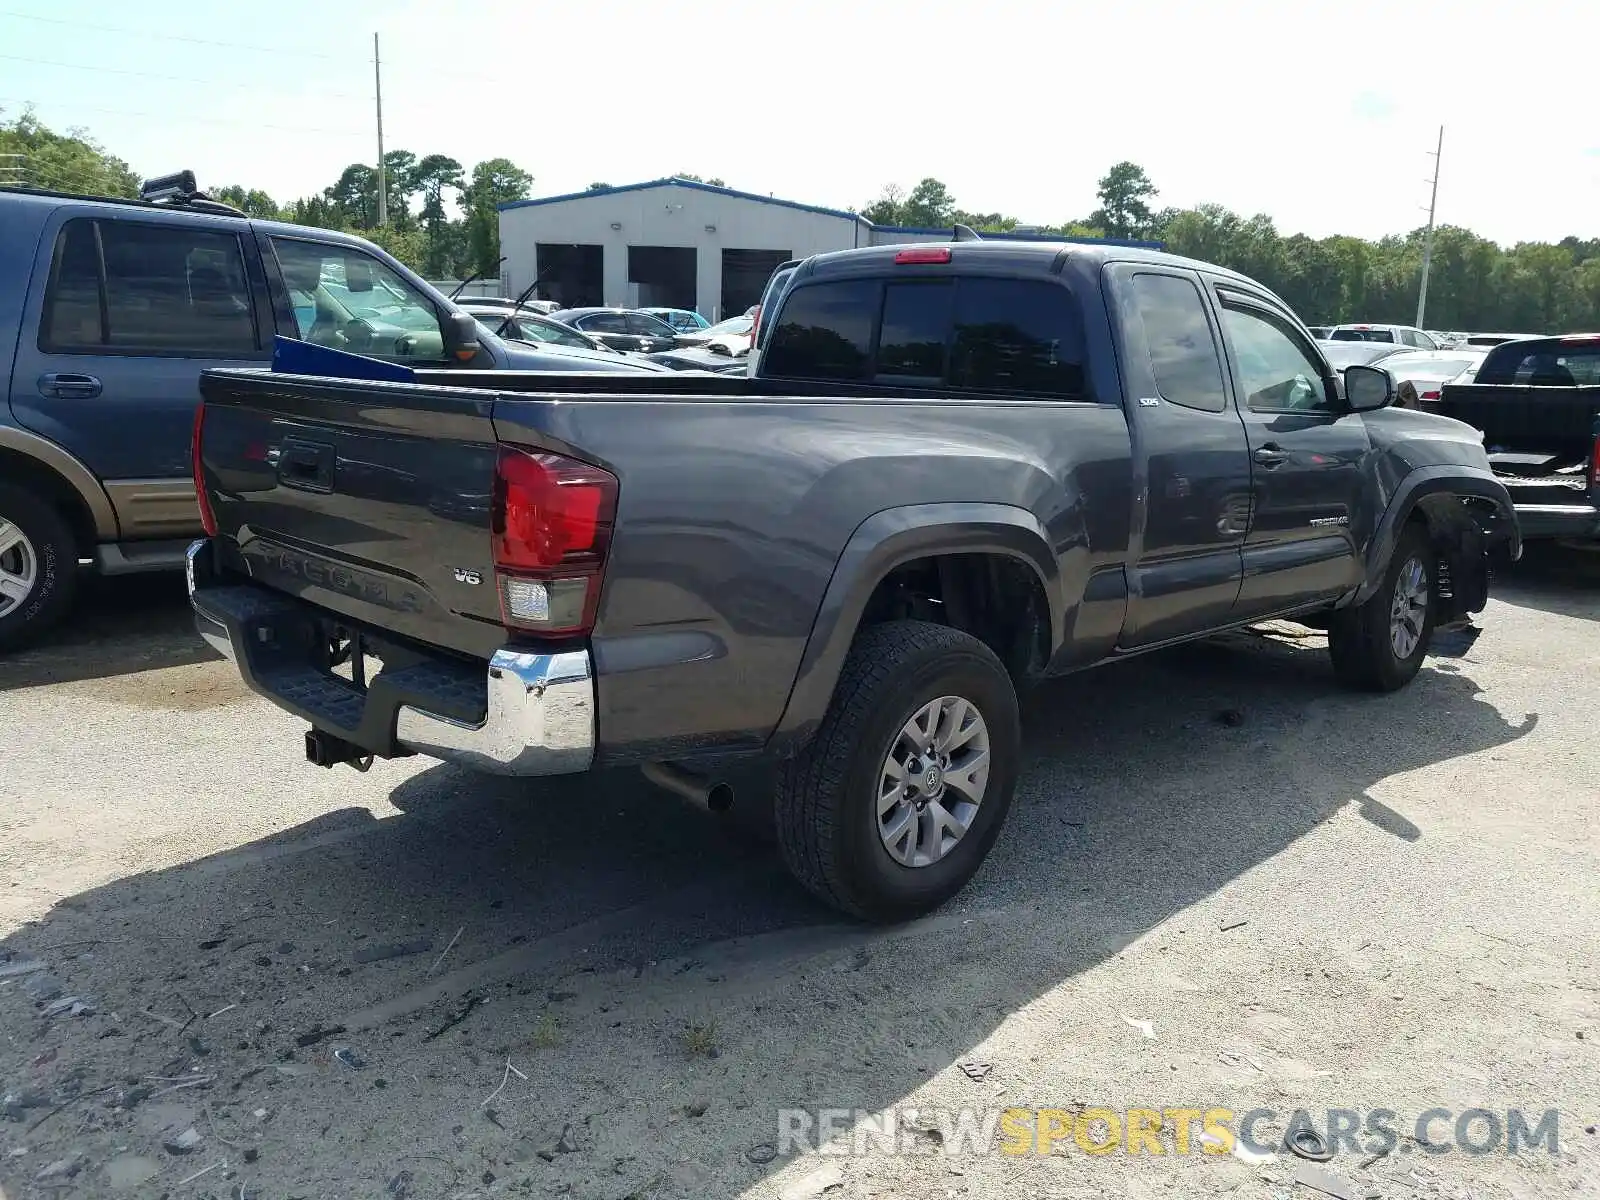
[37,372,103,400]
[1254,444,1291,467]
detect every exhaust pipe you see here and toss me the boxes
[642,762,734,813]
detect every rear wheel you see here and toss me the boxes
[773,620,1020,921]
[1328,522,1435,692]
[0,484,79,653]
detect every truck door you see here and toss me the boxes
[1108,265,1252,647]
[10,207,272,543]
[1209,285,1371,618]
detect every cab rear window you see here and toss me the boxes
[763,276,1086,399]
[1330,327,1396,343]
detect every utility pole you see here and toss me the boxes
[374,32,387,227]
[1415,124,1443,329]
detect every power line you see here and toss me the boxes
[0,96,367,138]
[0,52,367,101]
[0,9,345,61]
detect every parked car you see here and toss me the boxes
[457,300,626,356]
[643,347,753,373]
[1437,334,1600,542]
[1316,340,1409,371]
[0,172,659,651]
[1377,349,1489,410]
[188,238,1520,920]
[1328,323,1439,349]
[676,314,754,356]
[547,307,686,353]
[641,307,710,334]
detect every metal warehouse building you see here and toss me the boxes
[497,178,1158,320]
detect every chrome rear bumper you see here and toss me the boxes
[187,540,595,776]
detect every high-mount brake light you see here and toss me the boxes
[894,246,953,264]
[491,447,618,636]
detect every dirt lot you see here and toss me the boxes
[1,552,1598,1200]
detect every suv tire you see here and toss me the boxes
[1328,522,1435,692]
[774,620,1021,921]
[0,484,79,653]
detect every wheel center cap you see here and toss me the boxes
[922,765,944,794]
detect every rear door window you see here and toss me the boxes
[949,278,1085,398]
[1129,273,1226,412]
[627,312,677,338]
[763,280,876,380]
[41,218,259,356]
[582,312,629,333]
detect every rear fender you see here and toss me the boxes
[765,503,1063,756]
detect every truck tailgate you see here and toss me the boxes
[197,369,504,659]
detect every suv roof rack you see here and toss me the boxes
[138,170,247,217]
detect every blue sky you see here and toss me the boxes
[3,0,1596,245]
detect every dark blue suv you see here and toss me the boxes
[0,174,658,650]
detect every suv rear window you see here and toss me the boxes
[763,275,1086,398]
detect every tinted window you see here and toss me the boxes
[627,312,677,337]
[271,238,443,362]
[877,282,951,382]
[40,220,103,349]
[1331,327,1396,343]
[763,280,875,381]
[1129,274,1226,412]
[1221,302,1333,413]
[1509,348,1600,385]
[42,219,257,355]
[950,278,1085,399]
[581,312,629,333]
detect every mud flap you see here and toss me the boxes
[1434,508,1491,624]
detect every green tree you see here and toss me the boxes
[1090,161,1159,239]
[901,177,956,227]
[0,108,139,196]
[214,185,281,219]
[410,154,465,276]
[860,183,905,225]
[587,181,611,191]
[460,157,533,277]
[326,163,379,228]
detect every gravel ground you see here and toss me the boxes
[0,552,1597,1200]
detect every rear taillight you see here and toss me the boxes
[1589,421,1600,490]
[1420,389,1440,401]
[491,446,618,636]
[191,402,218,537]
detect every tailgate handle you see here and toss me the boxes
[278,438,336,493]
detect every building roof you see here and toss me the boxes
[497,178,1164,249]
[499,177,870,224]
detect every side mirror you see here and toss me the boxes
[345,258,374,293]
[1345,363,1395,412]
[442,311,482,363]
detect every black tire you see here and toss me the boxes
[773,620,1021,921]
[0,484,79,653]
[1328,522,1435,692]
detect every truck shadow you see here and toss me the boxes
[1,635,1536,1197]
[1493,542,1600,623]
[0,571,214,692]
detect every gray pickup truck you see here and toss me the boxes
[188,241,1521,920]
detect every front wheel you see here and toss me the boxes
[1328,523,1436,692]
[773,620,1021,921]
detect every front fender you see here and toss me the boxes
[765,503,1063,755]
[1354,464,1521,606]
